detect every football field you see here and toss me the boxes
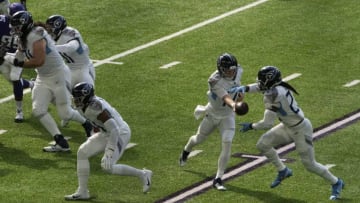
[1,0,359,202]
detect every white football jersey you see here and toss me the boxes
[263,85,304,127]
[79,96,126,133]
[55,26,92,70]
[206,67,243,118]
[20,26,66,77]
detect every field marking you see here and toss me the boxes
[125,142,137,150]
[91,59,124,65]
[283,73,302,82]
[0,129,7,135]
[188,150,203,158]
[159,110,360,203]
[0,89,31,104]
[159,61,182,69]
[92,0,269,67]
[343,80,360,87]
[0,0,269,104]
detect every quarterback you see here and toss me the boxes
[179,53,246,191]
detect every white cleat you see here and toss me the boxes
[142,168,153,193]
[64,189,90,201]
[14,110,24,123]
[43,144,70,152]
[213,178,227,191]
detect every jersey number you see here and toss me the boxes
[286,91,299,114]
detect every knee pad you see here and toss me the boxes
[256,141,271,153]
[57,104,74,120]
[77,145,89,160]
[222,130,234,142]
[32,107,47,118]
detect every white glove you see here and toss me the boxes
[101,148,114,170]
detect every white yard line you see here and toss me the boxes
[1,0,270,104]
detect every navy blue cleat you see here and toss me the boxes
[270,167,293,188]
[329,178,344,200]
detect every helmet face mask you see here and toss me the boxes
[46,15,67,40]
[72,83,94,109]
[10,11,33,37]
[217,53,238,79]
[257,66,282,91]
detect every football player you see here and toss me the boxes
[238,66,344,200]
[179,53,246,191]
[46,14,96,127]
[64,82,152,200]
[0,2,33,123]
[6,11,93,152]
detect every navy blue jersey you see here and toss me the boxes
[0,15,17,53]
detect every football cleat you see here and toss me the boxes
[270,167,293,188]
[213,178,226,191]
[14,109,24,123]
[142,168,153,193]
[43,134,70,152]
[64,189,90,201]
[329,178,344,200]
[179,150,190,167]
[43,144,70,152]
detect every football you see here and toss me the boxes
[235,102,249,116]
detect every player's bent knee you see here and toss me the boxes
[100,163,113,174]
[256,141,269,152]
[32,108,47,118]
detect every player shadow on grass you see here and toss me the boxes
[0,143,62,171]
[226,185,307,203]
[24,114,90,145]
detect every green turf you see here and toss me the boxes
[0,0,359,202]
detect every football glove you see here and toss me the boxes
[228,86,246,94]
[13,58,24,67]
[101,147,114,170]
[239,122,253,132]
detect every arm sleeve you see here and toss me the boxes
[103,118,119,150]
[56,39,79,53]
[247,83,260,93]
[252,109,277,130]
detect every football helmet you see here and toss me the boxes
[217,53,238,78]
[72,82,94,109]
[8,2,25,16]
[46,15,67,41]
[257,66,282,91]
[9,11,33,37]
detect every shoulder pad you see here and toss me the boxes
[208,71,221,87]
[264,88,278,103]
[62,27,78,38]
[88,98,103,111]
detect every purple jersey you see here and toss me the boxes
[0,15,17,53]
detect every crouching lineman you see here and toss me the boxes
[64,82,152,200]
[7,11,92,151]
